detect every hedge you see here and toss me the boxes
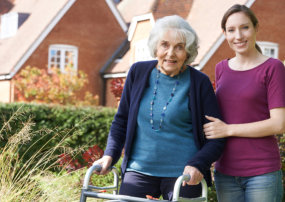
[0,102,116,162]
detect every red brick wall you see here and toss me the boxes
[153,0,193,19]
[19,0,126,105]
[0,0,14,14]
[202,0,285,82]
[201,41,234,82]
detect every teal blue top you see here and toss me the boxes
[127,67,198,177]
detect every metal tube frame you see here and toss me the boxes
[80,164,208,202]
[80,164,119,202]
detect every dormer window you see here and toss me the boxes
[257,41,279,58]
[0,12,18,39]
[48,44,78,73]
[134,39,153,62]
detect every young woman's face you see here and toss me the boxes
[224,12,257,55]
[156,30,188,77]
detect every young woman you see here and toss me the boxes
[203,4,285,202]
[94,15,225,200]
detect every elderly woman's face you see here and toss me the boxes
[156,30,187,77]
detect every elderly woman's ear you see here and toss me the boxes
[186,54,190,60]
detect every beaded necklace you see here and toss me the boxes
[150,66,182,131]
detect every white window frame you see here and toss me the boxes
[48,44,78,73]
[134,39,154,62]
[0,12,18,39]
[257,41,279,58]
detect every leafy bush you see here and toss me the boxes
[110,78,124,98]
[14,66,99,106]
[0,102,116,167]
[58,145,104,172]
[0,103,119,201]
[278,135,285,193]
[0,107,73,201]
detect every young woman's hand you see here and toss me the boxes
[203,115,231,139]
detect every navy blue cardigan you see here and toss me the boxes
[104,60,225,186]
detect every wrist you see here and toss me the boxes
[227,124,234,137]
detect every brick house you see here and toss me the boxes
[0,0,128,104]
[102,0,285,107]
[200,0,285,80]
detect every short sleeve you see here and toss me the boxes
[215,60,226,89]
[267,60,285,109]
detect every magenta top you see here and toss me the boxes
[215,58,285,177]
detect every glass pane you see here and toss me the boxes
[264,48,270,56]
[270,49,275,56]
[64,50,75,69]
[50,49,56,57]
[49,48,61,70]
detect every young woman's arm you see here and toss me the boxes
[204,107,285,138]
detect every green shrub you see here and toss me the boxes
[0,103,118,201]
[0,102,116,167]
[0,107,74,201]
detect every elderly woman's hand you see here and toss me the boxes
[182,166,203,186]
[92,155,113,175]
[203,115,230,139]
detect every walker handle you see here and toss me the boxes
[173,174,208,201]
[92,164,102,172]
[91,163,112,173]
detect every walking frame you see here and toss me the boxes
[80,164,208,202]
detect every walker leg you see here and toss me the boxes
[80,189,87,202]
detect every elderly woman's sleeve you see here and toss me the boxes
[103,64,135,166]
[187,77,225,175]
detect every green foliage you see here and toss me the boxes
[278,135,285,193]
[36,158,123,201]
[0,102,116,165]
[208,185,217,201]
[0,106,73,201]
[0,103,118,201]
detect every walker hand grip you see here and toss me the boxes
[173,174,207,201]
[182,174,191,182]
[92,163,112,173]
[93,164,102,172]
[81,164,120,202]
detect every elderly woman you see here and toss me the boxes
[94,15,225,200]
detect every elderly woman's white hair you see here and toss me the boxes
[147,15,199,65]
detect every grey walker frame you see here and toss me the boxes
[80,164,208,202]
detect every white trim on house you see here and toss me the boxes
[0,74,12,80]
[196,0,256,70]
[8,0,77,79]
[105,0,128,32]
[103,72,128,78]
[245,0,256,8]
[128,13,155,41]
[257,41,279,58]
[195,34,225,70]
[48,44,78,72]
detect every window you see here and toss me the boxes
[257,41,278,58]
[0,12,18,39]
[134,39,154,62]
[48,44,78,73]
